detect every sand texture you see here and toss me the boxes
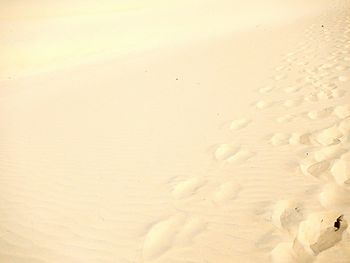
[1,0,350,262]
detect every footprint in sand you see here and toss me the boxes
[319,183,350,209]
[336,65,347,71]
[289,133,312,145]
[331,88,346,99]
[300,143,348,178]
[271,242,299,263]
[304,90,338,102]
[338,118,350,134]
[276,114,295,123]
[274,74,287,81]
[143,216,182,260]
[213,181,241,203]
[226,149,255,163]
[273,212,348,262]
[230,118,251,130]
[255,100,272,109]
[307,107,334,120]
[334,105,350,118]
[272,199,303,233]
[284,86,301,94]
[295,60,309,66]
[304,92,319,102]
[259,85,274,94]
[283,98,303,108]
[176,217,206,245]
[142,215,206,260]
[313,144,346,162]
[300,158,331,178]
[214,144,240,161]
[316,90,334,100]
[330,157,350,186]
[315,125,344,146]
[320,83,337,91]
[338,75,349,82]
[275,65,286,71]
[305,76,317,84]
[172,177,205,199]
[320,63,335,70]
[295,211,348,256]
[270,133,291,146]
[214,144,254,163]
[286,57,297,63]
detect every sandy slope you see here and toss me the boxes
[1,0,350,262]
[0,0,327,80]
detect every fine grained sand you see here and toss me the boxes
[1,1,350,262]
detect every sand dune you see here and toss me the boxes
[1,0,350,262]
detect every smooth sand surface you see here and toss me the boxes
[1,1,350,262]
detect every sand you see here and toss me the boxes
[1,0,350,262]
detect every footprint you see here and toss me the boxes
[272,199,303,233]
[214,144,239,161]
[334,105,350,118]
[316,90,333,100]
[285,51,296,57]
[338,75,348,82]
[230,118,251,130]
[316,125,343,146]
[336,65,346,71]
[307,107,333,120]
[300,158,331,178]
[143,216,184,260]
[284,86,300,93]
[341,152,350,161]
[320,63,335,69]
[286,57,296,63]
[331,88,346,98]
[295,61,308,66]
[338,118,350,134]
[304,92,319,102]
[330,158,350,186]
[176,217,206,246]
[256,100,272,109]
[259,85,274,94]
[275,65,286,71]
[274,74,287,81]
[270,133,290,146]
[304,90,335,102]
[143,215,206,260]
[289,133,312,145]
[271,242,299,263]
[276,114,295,123]
[305,76,317,84]
[296,211,348,255]
[213,181,241,203]
[172,177,205,199]
[226,149,255,163]
[319,183,350,209]
[313,144,346,162]
[284,98,303,108]
[321,83,337,91]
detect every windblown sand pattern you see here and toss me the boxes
[1,0,350,262]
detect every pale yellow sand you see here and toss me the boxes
[1,1,350,262]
